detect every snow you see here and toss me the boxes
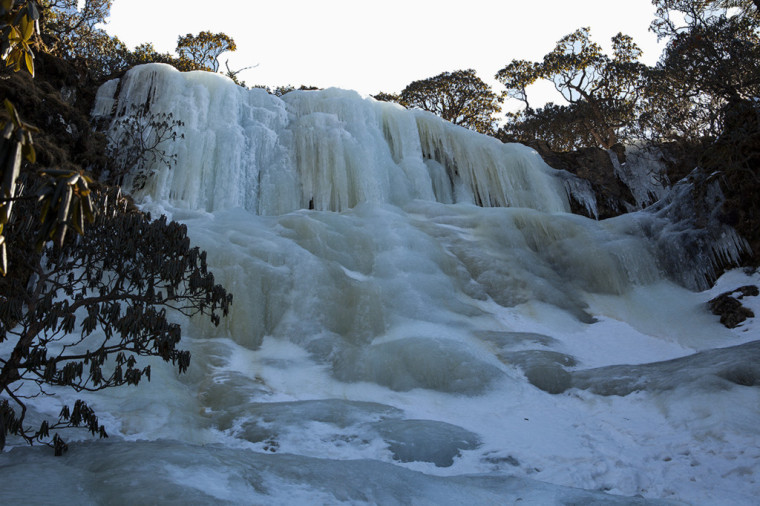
[2,64,759,505]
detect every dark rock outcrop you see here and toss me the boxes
[529,140,709,220]
[709,101,760,267]
[528,141,635,219]
[708,285,758,328]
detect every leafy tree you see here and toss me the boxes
[715,0,760,19]
[252,84,322,97]
[386,69,501,134]
[176,31,236,73]
[126,41,167,65]
[117,42,193,73]
[0,186,232,454]
[36,4,243,79]
[36,0,133,79]
[496,59,540,110]
[1,2,233,457]
[39,0,112,56]
[497,28,646,149]
[499,102,602,151]
[641,0,760,141]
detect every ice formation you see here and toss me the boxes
[93,64,575,215]
[2,64,759,505]
[610,144,671,210]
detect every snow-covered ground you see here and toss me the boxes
[2,204,756,504]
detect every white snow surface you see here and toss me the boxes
[2,64,759,505]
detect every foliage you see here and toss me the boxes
[372,91,401,103]
[40,0,112,56]
[715,0,760,20]
[496,27,646,149]
[1,0,233,458]
[30,4,241,80]
[2,82,96,277]
[650,0,754,38]
[33,167,96,251]
[253,84,322,97]
[390,69,501,134]
[37,0,132,79]
[105,103,184,191]
[1,0,39,77]
[176,31,236,73]
[641,0,760,142]
[118,42,192,73]
[0,185,232,454]
[496,59,540,110]
[0,99,38,275]
[499,102,602,151]
[1,3,96,275]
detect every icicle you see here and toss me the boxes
[94,64,577,216]
[558,171,598,218]
[610,144,670,210]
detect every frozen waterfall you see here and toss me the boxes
[93,64,576,215]
[2,64,759,505]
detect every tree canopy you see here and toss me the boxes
[176,31,236,73]
[377,69,501,135]
[41,0,113,58]
[496,27,645,149]
[498,1,760,150]
[638,0,760,141]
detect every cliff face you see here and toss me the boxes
[708,101,760,268]
[528,142,636,219]
[529,123,759,269]
[528,140,706,220]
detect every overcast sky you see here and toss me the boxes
[105,0,664,108]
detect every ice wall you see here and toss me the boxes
[93,64,574,215]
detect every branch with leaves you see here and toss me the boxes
[1,0,39,77]
[105,103,184,191]
[0,186,232,454]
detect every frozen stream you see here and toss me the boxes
[1,65,758,505]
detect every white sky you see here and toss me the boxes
[105,0,664,109]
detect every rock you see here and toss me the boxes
[705,100,760,267]
[527,140,708,221]
[527,141,635,219]
[708,285,758,328]
[571,341,760,395]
